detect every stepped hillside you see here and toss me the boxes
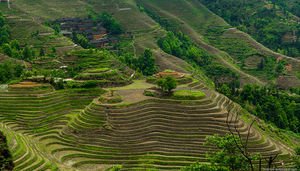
[0,80,295,170]
[1,0,300,88]
[0,0,299,170]
[137,0,300,88]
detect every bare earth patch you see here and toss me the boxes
[115,89,151,104]
[9,81,49,88]
[276,75,300,90]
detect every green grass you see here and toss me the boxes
[85,68,110,73]
[294,72,300,80]
[172,90,206,100]
[111,80,154,90]
[164,69,175,73]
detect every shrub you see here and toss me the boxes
[66,80,98,88]
[86,68,110,73]
[82,80,98,88]
[172,90,206,100]
[74,70,118,80]
[295,147,300,156]
[99,91,123,103]
[164,69,175,73]
[143,91,156,97]
[53,79,64,90]
[106,165,122,171]
[181,162,229,171]
[146,76,156,83]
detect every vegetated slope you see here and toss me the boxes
[0,4,79,57]
[136,0,266,86]
[136,0,300,88]
[2,0,209,84]
[0,130,14,170]
[200,0,300,57]
[0,81,294,170]
[0,53,31,68]
[285,0,300,18]
[4,0,300,88]
[63,49,135,87]
[0,83,102,170]
[0,0,298,170]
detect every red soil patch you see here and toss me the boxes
[9,81,49,88]
[285,64,292,71]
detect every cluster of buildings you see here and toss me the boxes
[54,17,118,48]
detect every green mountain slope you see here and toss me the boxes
[0,81,296,170]
[137,0,300,88]
[0,0,299,170]
[200,0,300,57]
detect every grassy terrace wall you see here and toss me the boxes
[0,85,101,170]
[0,82,294,170]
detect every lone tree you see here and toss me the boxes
[156,76,177,95]
[225,103,279,171]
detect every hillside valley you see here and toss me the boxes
[0,0,299,170]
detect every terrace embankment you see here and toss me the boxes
[0,81,294,170]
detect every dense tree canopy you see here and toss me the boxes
[100,11,122,35]
[115,49,158,76]
[218,84,300,132]
[137,49,158,76]
[0,13,10,47]
[0,12,36,62]
[0,131,14,170]
[0,61,24,83]
[158,31,213,67]
[86,8,122,35]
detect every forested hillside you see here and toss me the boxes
[285,0,300,18]
[0,0,299,170]
[0,131,14,170]
[199,0,300,57]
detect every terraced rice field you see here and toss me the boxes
[0,81,293,170]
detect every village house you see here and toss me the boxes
[91,39,109,48]
[60,30,72,37]
[80,19,94,25]
[78,23,94,31]
[92,32,105,40]
[53,17,116,48]
[97,26,107,34]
